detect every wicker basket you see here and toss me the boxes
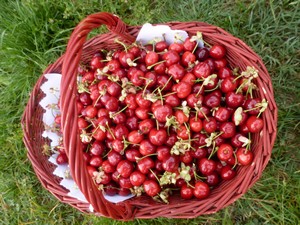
[22,12,277,220]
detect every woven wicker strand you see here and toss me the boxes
[22,12,277,220]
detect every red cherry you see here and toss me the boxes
[153,104,172,123]
[220,165,236,180]
[246,116,264,133]
[125,148,141,162]
[198,158,216,175]
[209,44,226,59]
[192,147,208,159]
[183,38,197,51]
[157,146,171,161]
[162,50,180,66]
[189,117,203,133]
[135,92,152,109]
[243,98,261,115]
[165,94,181,107]
[182,72,196,85]
[86,165,97,177]
[180,150,194,164]
[117,160,134,178]
[181,51,196,67]
[174,81,192,99]
[180,184,193,199]
[193,62,211,79]
[128,130,144,144]
[177,125,190,140]
[137,157,155,174]
[143,180,161,197]
[149,128,167,146]
[217,144,234,161]
[162,155,180,172]
[204,92,221,108]
[221,77,238,93]
[206,172,220,186]
[107,151,122,166]
[89,155,103,167]
[155,41,168,52]
[56,153,68,165]
[119,177,133,189]
[214,58,227,70]
[101,160,115,174]
[125,116,139,131]
[135,107,150,120]
[220,122,236,138]
[225,92,244,108]
[167,63,185,81]
[214,107,231,122]
[193,181,210,199]
[236,148,254,166]
[130,171,146,186]
[218,67,232,79]
[107,82,121,97]
[92,127,106,141]
[203,117,217,133]
[90,141,105,156]
[168,42,184,53]
[145,51,159,67]
[139,139,156,156]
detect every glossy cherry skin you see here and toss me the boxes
[217,143,234,161]
[225,92,244,108]
[139,139,156,156]
[203,117,217,133]
[162,50,180,66]
[162,155,180,172]
[243,98,261,115]
[149,128,167,146]
[198,158,216,175]
[192,147,208,159]
[221,76,238,93]
[130,170,146,186]
[180,184,194,199]
[107,151,122,166]
[193,62,211,79]
[206,172,220,186]
[214,107,231,122]
[193,181,210,199]
[137,157,155,174]
[101,160,115,174]
[189,117,203,133]
[209,44,226,59]
[220,165,236,180]
[168,63,185,80]
[116,160,134,178]
[125,148,142,162]
[236,148,254,166]
[143,180,161,197]
[195,47,209,61]
[220,122,236,138]
[153,104,173,123]
[174,81,192,99]
[246,116,264,133]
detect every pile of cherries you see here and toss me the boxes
[54,33,267,202]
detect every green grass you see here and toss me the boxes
[0,0,299,224]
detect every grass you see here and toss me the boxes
[0,0,299,224]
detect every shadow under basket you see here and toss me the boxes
[22,12,277,221]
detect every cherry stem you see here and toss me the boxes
[232,151,238,169]
[106,122,115,140]
[208,142,217,160]
[136,153,158,162]
[147,60,166,70]
[149,169,160,183]
[114,38,128,52]
[110,105,128,118]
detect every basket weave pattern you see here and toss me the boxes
[22,12,277,220]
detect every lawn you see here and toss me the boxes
[0,0,299,224]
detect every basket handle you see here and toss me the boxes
[60,12,136,220]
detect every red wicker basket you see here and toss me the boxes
[22,12,277,220]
